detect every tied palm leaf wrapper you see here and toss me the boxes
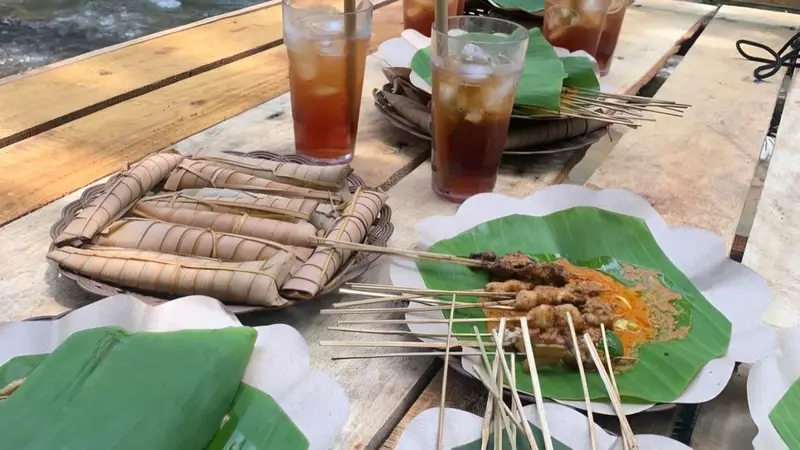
[0,327,308,450]
[415,208,731,403]
[769,378,800,449]
[378,28,606,152]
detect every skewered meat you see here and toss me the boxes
[486,280,532,293]
[569,280,606,296]
[583,298,615,328]
[513,286,583,309]
[554,304,586,332]
[468,251,567,286]
[526,304,555,329]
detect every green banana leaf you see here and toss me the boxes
[769,378,800,449]
[0,327,308,450]
[416,208,732,403]
[0,354,46,387]
[454,423,571,450]
[490,0,545,13]
[411,29,604,112]
[206,384,308,450]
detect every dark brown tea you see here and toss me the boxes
[596,0,628,75]
[431,59,519,202]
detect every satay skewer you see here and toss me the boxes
[327,326,493,339]
[583,334,638,450]
[565,313,598,450]
[346,283,516,299]
[332,351,524,360]
[436,295,457,450]
[320,304,514,315]
[311,236,488,267]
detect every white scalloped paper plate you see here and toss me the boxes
[0,295,350,450]
[748,326,800,450]
[389,184,776,415]
[395,402,691,450]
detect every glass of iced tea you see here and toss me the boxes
[430,16,529,202]
[403,0,463,37]
[596,0,628,76]
[543,0,610,56]
[282,0,372,164]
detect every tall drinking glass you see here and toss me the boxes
[430,16,529,202]
[542,0,610,56]
[596,0,629,76]
[282,0,372,164]
[403,0,463,37]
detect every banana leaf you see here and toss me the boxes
[454,424,570,450]
[490,0,545,13]
[206,383,308,450]
[416,208,731,403]
[410,29,599,112]
[769,378,800,449]
[0,354,46,388]
[0,328,309,450]
[0,326,256,450]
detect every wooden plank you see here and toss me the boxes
[0,0,284,147]
[599,0,716,96]
[690,366,754,450]
[690,71,800,450]
[727,0,800,11]
[0,0,402,228]
[173,55,430,190]
[742,76,800,327]
[380,368,488,450]
[0,0,282,86]
[585,5,800,250]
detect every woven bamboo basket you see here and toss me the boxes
[48,150,393,314]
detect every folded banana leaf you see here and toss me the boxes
[55,150,185,247]
[94,218,312,262]
[138,190,321,222]
[192,151,352,191]
[164,160,346,202]
[0,326,256,450]
[132,203,320,248]
[47,247,294,306]
[283,190,388,299]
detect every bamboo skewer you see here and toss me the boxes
[566,87,692,108]
[327,326,492,339]
[565,313,598,450]
[490,328,538,449]
[583,334,638,450]
[346,283,515,299]
[520,318,553,450]
[437,294,457,450]
[312,237,486,267]
[345,284,515,299]
[331,351,524,360]
[321,303,514,315]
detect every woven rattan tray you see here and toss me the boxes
[48,150,393,314]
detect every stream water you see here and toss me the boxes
[0,0,265,79]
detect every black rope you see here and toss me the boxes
[736,31,800,81]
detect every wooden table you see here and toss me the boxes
[1,0,798,448]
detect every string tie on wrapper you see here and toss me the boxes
[736,31,800,81]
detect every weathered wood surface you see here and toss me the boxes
[690,71,800,450]
[0,0,285,148]
[586,5,799,250]
[580,5,800,450]
[0,0,402,228]
[174,55,430,188]
[744,76,800,328]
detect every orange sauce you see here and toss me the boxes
[557,260,653,355]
